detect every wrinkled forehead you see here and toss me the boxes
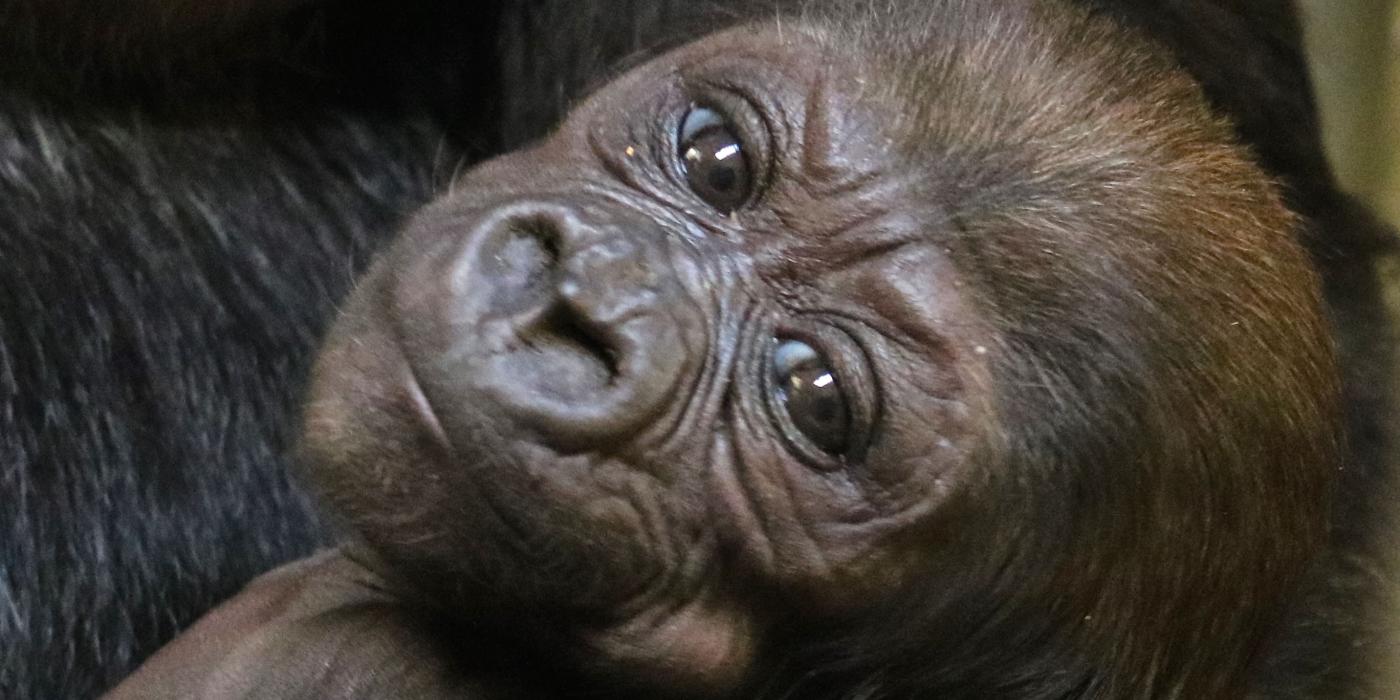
[573,22,840,103]
[595,3,1191,140]
[769,3,1217,202]
[553,0,1223,234]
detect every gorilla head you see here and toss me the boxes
[297,2,1338,697]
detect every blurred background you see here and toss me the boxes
[1299,4,1400,691]
[1300,0,1400,227]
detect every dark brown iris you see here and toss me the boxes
[772,338,850,454]
[679,106,752,214]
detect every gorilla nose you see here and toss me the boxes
[440,201,694,452]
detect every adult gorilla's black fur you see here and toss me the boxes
[0,3,502,697]
[2,2,1397,699]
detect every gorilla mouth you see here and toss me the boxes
[518,300,622,386]
[496,340,616,406]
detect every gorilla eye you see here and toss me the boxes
[678,106,753,214]
[772,339,851,455]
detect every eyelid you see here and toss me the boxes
[679,107,726,143]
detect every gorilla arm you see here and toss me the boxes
[104,549,541,700]
[0,0,325,97]
[3,0,312,44]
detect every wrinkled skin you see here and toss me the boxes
[110,2,1341,698]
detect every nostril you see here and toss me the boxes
[479,215,563,316]
[513,216,562,262]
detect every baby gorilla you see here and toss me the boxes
[110,2,1340,698]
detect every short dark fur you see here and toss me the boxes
[0,75,437,700]
[4,1,1397,699]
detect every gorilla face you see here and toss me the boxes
[303,3,1340,695]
